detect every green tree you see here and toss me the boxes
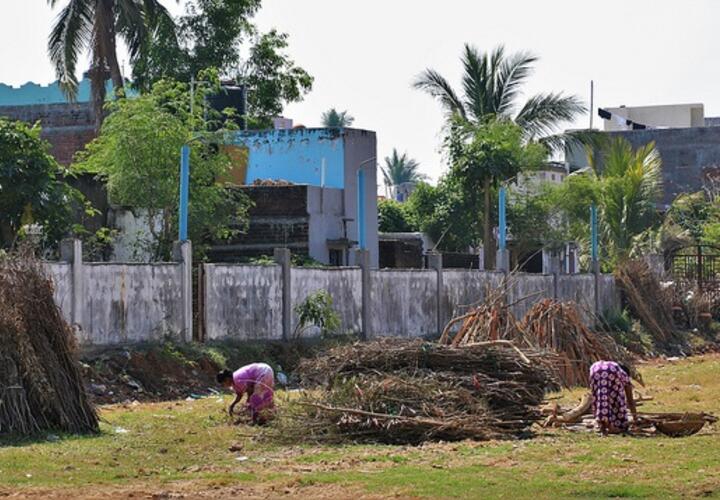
[378,199,415,233]
[321,108,354,128]
[588,138,663,263]
[0,118,81,249]
[74,72,251,260]
[47,0,174,129]
[414,44,586,268]
[131,1,313,128]
[381,149,426,191]
[444,119,545,267]
[404,180,477,252]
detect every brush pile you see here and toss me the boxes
[277,339,557,444]
[520,300,639,387]
[0,252,98,436]
[441,298,637,388]
[615,259,676,344]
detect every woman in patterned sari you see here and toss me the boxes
[589,361,637,435]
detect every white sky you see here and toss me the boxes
[2,0,720,181]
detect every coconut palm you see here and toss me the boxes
[381,149,426,188]
[47,0,174,129]
[321,108,354,128]
[588,137,663,262]
[415,44,586,268]
[413,44,586,151]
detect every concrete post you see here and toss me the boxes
[274,248,292,341]
[60,238,83,330]
[496,249,510,274]
[428,252,444,338]
[593,258,601,320]
[173,241,193,343]
[551,252,561,300]
[356,249,371,340]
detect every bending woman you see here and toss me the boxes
[589,360,637,435]
[217,363,275,424]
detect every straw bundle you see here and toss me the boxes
[0,252,98,436]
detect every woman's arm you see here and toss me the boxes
[228,393,243,416]
[624,384,637,419]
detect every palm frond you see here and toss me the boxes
[494,50,537,116]
[382,148,426,186]
[461,44,491,120]
[115,0,147,62]
[48,0,94,101]
[413,69,466,119]
[539,128,601,156]
[515,92,586,140]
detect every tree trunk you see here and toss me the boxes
[483,177,496,270]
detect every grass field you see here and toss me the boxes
[1,355,719,498]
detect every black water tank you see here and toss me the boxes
[206,84,246,130]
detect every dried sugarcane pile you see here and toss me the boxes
[520,299,640,387]
[0,251,98,436]
[615,259,677,345]
[440,294,637,388]
[270,339,557,444]
[439,302,524,346]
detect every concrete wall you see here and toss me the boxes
[370,269,438,337]
[306,186,347,264]
[291,267,362,335]
[441,270,504,320]
[567,126,720,206]
[204,264,283,341]
[46,262,73,324]
[46,261,185,344]
[81,264,184,344]
[508,274,555,319]
[343,129,379,267]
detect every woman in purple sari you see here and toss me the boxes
[589,361,637,434]
[217,363,275,424]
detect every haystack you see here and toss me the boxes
[520,299,640,387]
[0,252,98,436]
[277,339,557,444]
[441,297,638,388]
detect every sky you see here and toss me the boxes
[2,0,720,182]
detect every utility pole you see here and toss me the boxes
[589,80,594,130]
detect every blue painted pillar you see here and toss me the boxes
[179,145,190,241]
[357,169,366,249]
[498,187,507,251]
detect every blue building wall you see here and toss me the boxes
[0,79,122,106]
[233,128,346,188]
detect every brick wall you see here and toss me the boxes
[208,185,312,262]
[0,102,96,165]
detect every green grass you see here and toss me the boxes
[2,355,720,498]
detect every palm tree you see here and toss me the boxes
[321,108,354,128]
[381,149,426,199]
[47,0,174,129]
[588,137,663,262]
[414,44,586,267]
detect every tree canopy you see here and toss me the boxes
[0,118,81,249]
[381,149,425,189]
[74,71,251,260]
[131,0,313,129]
[321,108,354,128]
